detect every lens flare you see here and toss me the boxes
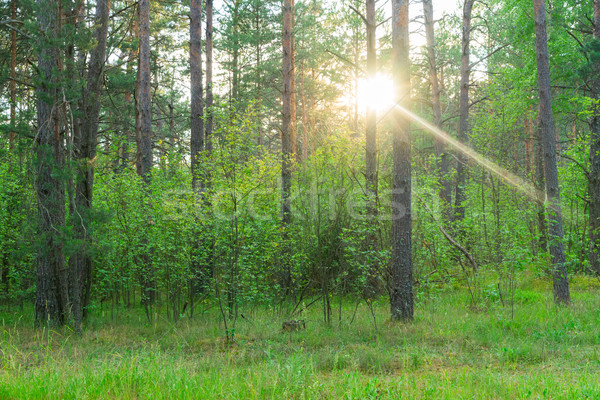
[390,103,548,207]
[358,75,395,113]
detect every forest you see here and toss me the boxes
[0,0,600,397]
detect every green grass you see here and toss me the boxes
[1,282,600,399]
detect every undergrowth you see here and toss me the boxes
[0,277,599,399]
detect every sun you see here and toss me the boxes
[357,74,396,113]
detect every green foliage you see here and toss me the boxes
[1,286,600,398]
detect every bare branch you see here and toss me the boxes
[349,4,368,26]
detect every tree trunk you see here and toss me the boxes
[35,0,69,327]
[70,0,110,331]
[206,0,214,155]
[454,0,475,223]
[254,0,262,146]
[589,0,600,275]
[282,0,294,225]
[534,114,548,254]
[231,0,241,103]
[363,0,380,297]
[290,0,297,158]
[190,0,204,192]
[135,0,154,311]
[9,0,17,150]
[136,0,152,184]
[301,60,309,161]
[155,101,165,168]
[390,0,413,321]
[423,0,451,212]
[365,0,378,220]
[533,0,570,304]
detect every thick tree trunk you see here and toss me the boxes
[70,0,110,331]
[35,0,69,327]
[454,0,474,223]
[282,0,294,225]
[390,0,413,321]
[589,0,600,275]
[423,0,451,211]
[533,0,570,304]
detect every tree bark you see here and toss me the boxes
[34,0,68,327]
[423,0,451,212]
[9,0,17,150]
[136,0,152,184]
[290,0,297,159]
[454,0,475,224]
[390,0,413,321]
[301,59,308,161]
[589,0,600,275]
[533,0,570,304]
[253,0,262,146]
[365,0,378,220]
[534,114,548,254]
[190,0,204,191]
[70,0,110,331]
[206,0,214,155]
[135,0,154,311]
[282,0,294,225]
[231,0,241,103]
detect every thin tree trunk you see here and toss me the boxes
[280,0,295,292]
[282,0,294,225]
[136,0,154,311]
[353,24,359,136]
[533,0,570,304]
[9,0,17,150]
[253,0,262,146]
[156,102,165,168]
[534,114,548,254]
[231,0,241,103]
[190,0,204,191]
[136,0,152,183]
[202,0,215,296]
[589,0,600,275]
[301,59,308,161]
[454,0,475,223]
[365,0,378,220]
[423,0,451,211]
[189,0,205,303]
[206,0,214,155]
[290,0,297,159]
[119,44,135,173]
[390,0,413,321]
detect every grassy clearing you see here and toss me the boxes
[1,280,600,399]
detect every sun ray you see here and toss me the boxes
[390,104,548,207]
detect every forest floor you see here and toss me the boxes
[1,274,600,399]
